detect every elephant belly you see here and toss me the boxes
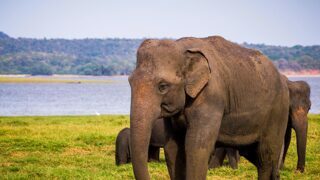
[217,110,267,145]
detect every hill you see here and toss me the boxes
[0,32,319,75]
[0,32,142,75]
[243,43,320,74]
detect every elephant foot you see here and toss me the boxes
[296,166,305,173]
[117,162,127,166]
[229,165,238,170]
[148,158,160,162]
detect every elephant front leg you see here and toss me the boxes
[281,123,292,169]
[185,109,223,180]
[164,135,185,180]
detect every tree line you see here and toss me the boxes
[0,32,319,75]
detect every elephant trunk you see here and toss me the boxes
[130,80,161,180]
[292,108,308,172]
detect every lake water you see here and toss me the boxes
[0,76,319,116]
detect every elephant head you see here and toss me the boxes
[129,39,210,179]
[288,80,311,122]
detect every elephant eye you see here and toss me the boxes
[158,82,170,94]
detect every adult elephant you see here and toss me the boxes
[281,78,311,172]
[129,36,289,180]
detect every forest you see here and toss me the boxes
[1,31,319,75]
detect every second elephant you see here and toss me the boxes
[281,78,311,172]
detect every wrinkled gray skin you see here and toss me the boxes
[115,119,166,165]
[129,36,289,180]
[214,79,312,172]
[281,78,311,172]
[208,147,240,169]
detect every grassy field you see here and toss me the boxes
[0,115,319,179]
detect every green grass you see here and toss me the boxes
[0,115,319,179]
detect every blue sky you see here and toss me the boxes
[0,0,319,46]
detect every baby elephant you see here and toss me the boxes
[208,147,240,169]
[115,118,166,165]
[115,128,131,165]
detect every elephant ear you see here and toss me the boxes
[184,48,211,98]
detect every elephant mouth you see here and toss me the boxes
[161,104,180,117]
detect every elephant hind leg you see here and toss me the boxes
[240,141,280,179]
[257,147,277,179]
[256,138,284,180]
[239,143,259,168]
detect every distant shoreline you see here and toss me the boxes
[0,74,117,83]
[285,74,320,77]
[0,74,129,78]
[281,69,320,77]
